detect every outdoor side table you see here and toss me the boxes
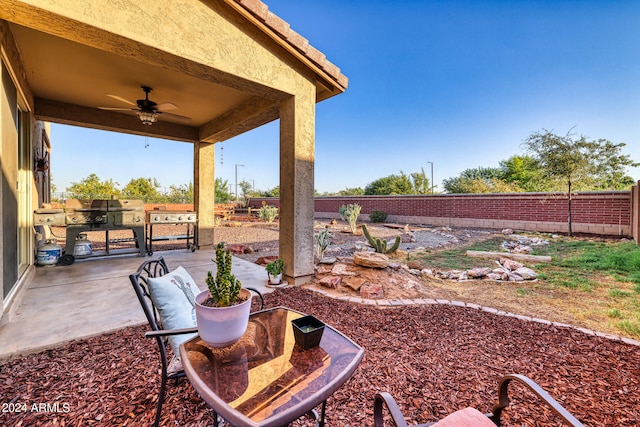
[179,307,364,427]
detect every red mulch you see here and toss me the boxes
[1,287,639,426]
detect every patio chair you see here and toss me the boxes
[373,373,584,427]
[130,257,264,427]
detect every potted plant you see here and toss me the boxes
[195,243,252,348]
[266,258,284,285]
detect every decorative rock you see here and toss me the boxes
[315,265,332,275]
[514,267,537,279]
[500,258,524,271]
[401,233,416,243]
[244,246,254,254]
[353,251,389,269]
[228,244,245,255]
[406,261,422,270]
[408,269,421,276]
[360,283,384,299]
[343,277,368,291]
[467,267,492,278]
[331,263,357,276]
[319,275,342,288]
[319,257,337,264]
[507,273,525,281]
[388,262,402,270]
[502,228,514,234]
[421,268,433,276]
[486,273,503,281]
[256,255,278,266]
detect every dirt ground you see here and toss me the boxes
[211,219,637,339]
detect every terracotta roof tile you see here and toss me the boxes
[233,0,348,89]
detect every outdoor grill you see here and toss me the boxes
[34,199,146,263]
[145,210,197,255]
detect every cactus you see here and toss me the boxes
[339,203,361,234]
[362,224,401,254]
[206,243,242,307]
[258,204,278,223]
[315,229,333,259]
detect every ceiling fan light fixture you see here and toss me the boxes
[137,110,158,125]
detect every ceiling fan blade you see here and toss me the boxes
[105,94,137,106]
[160,112,192,122]
[156,102,178,111]
[98,107,137,111]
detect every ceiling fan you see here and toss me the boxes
[98,86,191,125]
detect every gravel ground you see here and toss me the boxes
[1,287,638,426]
[52,220,493,261]
[210,220,495,264]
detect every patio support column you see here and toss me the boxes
[194,140,215,249]
[279,88,315,285]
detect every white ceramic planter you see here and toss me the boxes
[195,288,252,348]
[268,273,283,285]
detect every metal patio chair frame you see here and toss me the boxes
[373,373,584,427]
[130,257,264,427]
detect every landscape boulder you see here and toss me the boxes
[500,258,524,271]
[331,263,357,276]
[319,275,342,289]
[354,251,389,269]
[514,267,537,280]
[360,283,384,299]
[467,267,492,278]
[342,277,368,291]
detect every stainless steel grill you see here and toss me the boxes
[34,199,146,263]
[145,210,197,255]
[146,211,197,224]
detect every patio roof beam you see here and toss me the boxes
[199,96,280,143]
[34,98,199,143]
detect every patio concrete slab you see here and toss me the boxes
[0,248,271,359]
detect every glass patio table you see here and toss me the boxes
[179,307,364,427]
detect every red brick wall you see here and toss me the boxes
[248,191,634,237]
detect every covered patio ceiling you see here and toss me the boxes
[3,0,347,144]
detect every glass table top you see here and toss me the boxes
[180,307,364,427]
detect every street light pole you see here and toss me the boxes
[235,164,244,203]
[427,161,434,194]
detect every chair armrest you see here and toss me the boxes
[245,287,264,310]
[374,391,410,427]
[491,374,585,427]
[145,327,198,339]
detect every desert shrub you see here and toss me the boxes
[369,210,388,223]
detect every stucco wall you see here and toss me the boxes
[248,191,634,237]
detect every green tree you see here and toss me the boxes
[239,179,256,199]
[66,173,120,199]
[410,168,431,194]
[166,183,194,203]
[443,166,508,193]
[499,155,551,192]
[260,186,280,197]
[364,172,414,195]
[338,187,365,196]
[523,129,638,235]
[215,178,232,203]
[122,177,163,202]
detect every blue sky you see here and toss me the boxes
[51,0,640,194]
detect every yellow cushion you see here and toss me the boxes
[432,407,495,427]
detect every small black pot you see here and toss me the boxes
[291,315,325,350]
